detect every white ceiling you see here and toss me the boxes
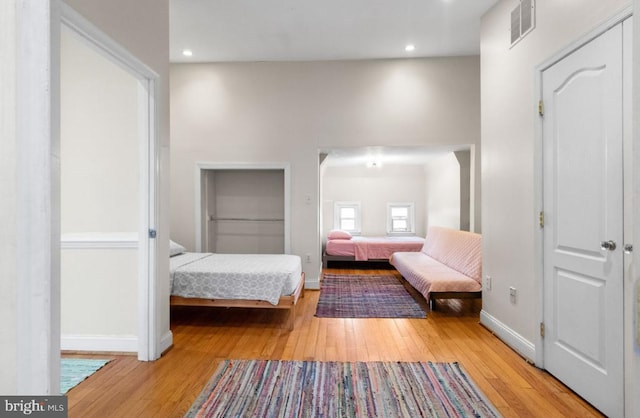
[170,0,495,166]
[320,145,471,168]
[170,0,499,63]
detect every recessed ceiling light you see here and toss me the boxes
[405,44,415,52]
[182,49,193,57]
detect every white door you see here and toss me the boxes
[542,23,625,417]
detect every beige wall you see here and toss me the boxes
[322,164,427,238]
[424,153,461,230]
[171,57,481,286]
[60,26,139,342]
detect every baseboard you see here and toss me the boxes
[305,273,320,290]
[61,334,138,353]
[480,309,536,363]
[159,330,173,355]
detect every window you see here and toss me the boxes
[334,201,361,234]
[387,203,415,234]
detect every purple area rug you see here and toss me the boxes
[315,273,426,318]
[186,360,502,417]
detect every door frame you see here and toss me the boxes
[533,1,632,400]
[59,4,160,361]
[194,162,291,254]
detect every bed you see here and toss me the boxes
[169,242,305,330]
[323,230,425,268]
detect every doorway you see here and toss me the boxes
[195,163,291,254]
[539,18,631,417]
[59,5,159,361]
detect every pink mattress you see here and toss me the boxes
[325,236,425,261]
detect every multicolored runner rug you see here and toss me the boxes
[60,358,111,394]
[186,360,502,417]
[315,273,426,318]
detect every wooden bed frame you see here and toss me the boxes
[170,272,305,330]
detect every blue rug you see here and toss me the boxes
[60,358,111,394]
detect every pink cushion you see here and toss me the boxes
[327,230,352,240]
[421,227,482,282]
[390,252,481,299]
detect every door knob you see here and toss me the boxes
[601,240,617,251]
[624,244,633,254]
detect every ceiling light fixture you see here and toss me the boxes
[182,49,193,57]
[405,44,415,52]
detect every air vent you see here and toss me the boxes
[511,0,535,47]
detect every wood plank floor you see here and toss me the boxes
[65,268,604,417]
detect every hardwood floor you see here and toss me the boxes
[65,268,604,417]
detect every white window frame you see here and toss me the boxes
[387,203,415,235]
[334,201,361,234]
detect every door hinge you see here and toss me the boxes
[540,322,545,338]
[538,100,544,116]
[148,229,157,239]
[539,211,544,228]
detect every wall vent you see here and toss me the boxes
[510,0,535,47]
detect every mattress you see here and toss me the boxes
[325,236,425,261]
[170,252,302,305]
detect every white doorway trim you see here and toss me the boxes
[194,162,291,254]
[59,4,161,361]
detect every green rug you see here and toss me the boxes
[60,358,111,394]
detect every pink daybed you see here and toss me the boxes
[389,226,482,308]
[323,231,424,268]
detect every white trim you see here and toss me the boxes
[333,201,361,234]
[480,310,536,363]
[61,233,139,249]
[15,0,62,395]
[159,331,173,355]
[59,3,161,361]
[386,202,415,235]
[194,162,292,254]
[61,334,138,353]
[533,5,633,370]
[305,273,321,290]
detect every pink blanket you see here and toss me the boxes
[325,236,425,261]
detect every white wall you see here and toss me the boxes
[0,0,169,394]
[0,0,18,395]
[205,169,285,253]
[424,153,461,230]
[171,57,481,287]
[322,164,427,238]
[60,26,139,345]
[481,0,636,413]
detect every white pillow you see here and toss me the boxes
[169,240,186,257]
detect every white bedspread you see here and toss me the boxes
[170,252,302,305]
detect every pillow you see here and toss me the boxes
[327,230,352,240]
[169,240,186,257]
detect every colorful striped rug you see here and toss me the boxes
[186,360,501,417]
[60,358,111,394]
[315,273,426,318]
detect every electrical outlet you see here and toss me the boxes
[484,275,492,291]
[305,253,312,263]
[509,286,517,304]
